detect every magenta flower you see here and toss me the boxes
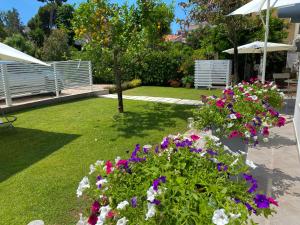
[116,159,128,169]
[191,134,200,141]
[105,160,113,174]
[235,112,242,119]
[87,214,98,225]
[91,201,100,213]
[229,130,240,139]
[277,116,286,127]
[262,127,269,136]
[216,99,225,108]
[268,197,279,207]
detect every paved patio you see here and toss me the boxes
[248,120,300,224]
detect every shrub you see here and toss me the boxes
[128,79,142,88]
[77,133,277,225]
[181,75,194,87]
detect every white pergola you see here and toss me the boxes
[229,0,300,84]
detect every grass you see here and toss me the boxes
[123,86,222,100]
[0,97,195,225]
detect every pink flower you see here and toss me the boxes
[262,127,269,136]
[106,210,115,219]
[105,160,113,174]
[277,117,286,127]
[116,159,128,169]
[235,112,242,119]
[191,134,200,141]
[88,214,98,225]
[268,197,279,207]
[229,130,240,139]
[216,99,225,108]
[224,89,234,96]
[91,201,100,213]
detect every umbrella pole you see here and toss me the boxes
[262,0,270,84]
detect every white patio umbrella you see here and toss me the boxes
[223,41,296,78]
[228,0,300,83]
[0,42,50,66]
[223,41,296,54]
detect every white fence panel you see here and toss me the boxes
[194,60,231,88]
[0,60,92,106]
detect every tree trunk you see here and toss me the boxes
[113,48,124,113]
[49,2,55,30]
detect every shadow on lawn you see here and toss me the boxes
[0,127,79,182]
[110,103,196,139]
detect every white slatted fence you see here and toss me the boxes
[0,60,93,106]
[194,60,231,88]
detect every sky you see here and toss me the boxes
[0,0,186,33]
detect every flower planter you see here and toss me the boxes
[219,136,248,156]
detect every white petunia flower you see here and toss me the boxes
[253,136,258,141]
[246,160,257,169]
[116,217,128,225]
[147,186,157,202]
[77,176,90,198]
[244,131,250,138]
[210,135,220,142]
[95,160,104,166]
[251,95,258,101]
[227,123,234,128]
[115,156,121,164]
[96,178,108,187]
[212,209,229,225]
[229,213,241,219]
[223,145,230,151]
[145,203,156,220]
[89,164,96,175]
[229,114,237,120]
[263,138,269,143]
[143,144,152,149]
[98,205,111,222]
[210,158,219,163]
[280,92,285,97]
[271,85,277,90]
[117,200,129,210]
[216,128,221,133]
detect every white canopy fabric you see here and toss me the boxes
[0,42,50,66]
[229,0,300,15]
[223,41,296,54]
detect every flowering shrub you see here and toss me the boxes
[77,133,277,225]
[194,81,286,145]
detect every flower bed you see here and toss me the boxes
[77,132,277,225]
[194,80,286,145]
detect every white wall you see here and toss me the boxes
[294,69,300,152]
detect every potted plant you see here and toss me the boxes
[194,80,285,154]
[181,75,194,88]
[77,132,277,225]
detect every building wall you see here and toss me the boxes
[295,69,300,153]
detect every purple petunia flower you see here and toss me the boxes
[155,145,159,153]
[190,148,202,153]
[207,149,218,156]
[153,179,160,191]
[254,194,270,208]
[243,174,253,181]
[245,202,253,211]
[131,196,137,208]
[161,138,169,149]
[248,182,258,193]
[151,199,161,205]
[97,175,102,181]
[159,176,166,183]
[217,163,228,172]
[234,198,241,204]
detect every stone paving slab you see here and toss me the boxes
[100,94,203,106]
[248,121,300,225]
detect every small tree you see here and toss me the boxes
[73,0,148,113]
[41,29,69,61]
[4,34,35,55]
[180,0,251,82]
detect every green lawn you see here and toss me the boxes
[0,97,195,225]
[123,86,222,100]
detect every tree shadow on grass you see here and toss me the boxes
[251,164,300,198]
[0,127,80,182]
[110,103,196,140]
